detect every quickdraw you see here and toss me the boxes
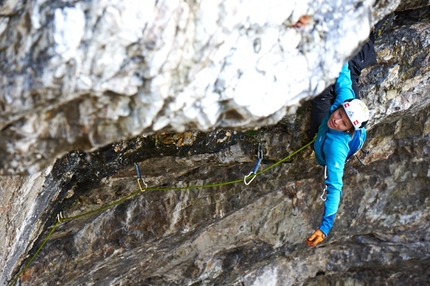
[56,212,65,223]
[9,139,314,286]
[134,163,148,192]
[244,143,264,185]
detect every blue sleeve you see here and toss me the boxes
[319,132,349,236]
[331,63,356,111]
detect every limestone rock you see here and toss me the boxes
[0,0,400,175]
[1,1,430,286]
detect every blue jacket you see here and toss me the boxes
[314,63,356,236]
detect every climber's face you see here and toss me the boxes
[328,107,353,131]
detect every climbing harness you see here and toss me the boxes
[8,139,314,286]
[320,166,327,201]
[134,163,148,192]
[243,143,264,185]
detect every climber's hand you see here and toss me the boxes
[306,229,325,247]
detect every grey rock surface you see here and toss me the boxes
[1,0,430,285]
[0,0,401,175]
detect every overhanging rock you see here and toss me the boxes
[0,0,400,174]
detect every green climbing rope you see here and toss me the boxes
[8,138,314,285]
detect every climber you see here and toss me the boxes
[305,31,376,247]
[308,11,394,139]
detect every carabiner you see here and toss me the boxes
[56,212,65,223]
[320,166,327,201]
[320,186,327,201]
[257,143,263,160]
[244,172,256,185]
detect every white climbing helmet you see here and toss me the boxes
[341,99,370,130]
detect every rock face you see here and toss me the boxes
[1,1,430,286]
[0,0,401,174]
